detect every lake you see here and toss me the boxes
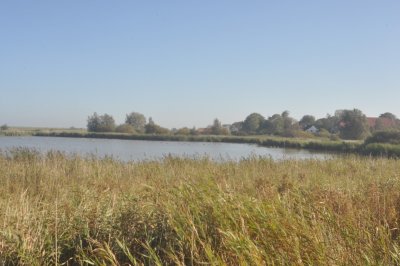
[0,136,333,161]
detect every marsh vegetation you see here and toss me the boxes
[1,150,400,264]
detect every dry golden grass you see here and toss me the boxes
[1,149,400,265]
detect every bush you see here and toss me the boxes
[115,124,136,134]
[289,130,315,139]
[364,130,400,145]
[175,127,191,135]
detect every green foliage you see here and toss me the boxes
[0,124,9,131]
[115,123,136,134]
[363,143,400,157]
[379,112,397,120]
[210,118,229,135]
[338,109,370,140]
[175,127,191,135]
[145,118,170,135]
[87,113,116,132]
[299,115,315,129]
[365,130,400,145]
[240,111,299,137]
[125,112,146,133]
[262,111,299,136]
[317,128,330,138]
[315,114,340,133]
[242,113,265,134]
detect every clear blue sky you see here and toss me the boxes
[1,1,399,128]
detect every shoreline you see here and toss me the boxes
[2,131,399,157]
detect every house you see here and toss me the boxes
[305,126,319,134]
[196,127,212,135]
[367,117,397,129]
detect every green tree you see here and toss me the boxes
[268,114,285,135]
[299,115,315,129]
[243,113,265,134]
[0,124,9,131]
[259,119,274,134]
[126,112,146,133]
[315,114,340,133]
[145,117,170,135]
[211,118,223,135]
[338,109,369,140]
[87,113,100,132]
[377,112,400,130]
[379,112,397,121]
[281,110,290,118]
[175,127,191,135]
[87,113,116,132]
[259,111,299,136]
[115,123,136,134]
[190,127,198,135]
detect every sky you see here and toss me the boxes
[0,1,399,129]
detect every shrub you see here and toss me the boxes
[115,124,136,134]
[364,130,400,145]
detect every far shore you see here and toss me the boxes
[1,127,399,157]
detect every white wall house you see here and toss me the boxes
[305,126,319,134]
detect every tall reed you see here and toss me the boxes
[1,150,400,265]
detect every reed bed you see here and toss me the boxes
[1,149,400,265]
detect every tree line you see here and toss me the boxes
[87,109,400,140]
[87,112,170,135]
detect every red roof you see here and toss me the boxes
[367,117,397,128]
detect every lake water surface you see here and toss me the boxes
[0,136,333,161]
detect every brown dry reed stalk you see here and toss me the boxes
[0,149,400,265]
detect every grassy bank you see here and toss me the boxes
[0,127,85,137]
[4,129,400,157]
[33,131,400,157]
[1,150,400,264]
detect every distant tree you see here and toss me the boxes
[87,113,116,132]
[99,114,116,132]
[230,122,243,135]
[299,115,316,130]
[268,114,284,135]
[190,127,198,135]
[175,127,191,135]
[283,119,300,136]
[125,112,146,133]
[338,109,369,140]
[145,117,170,135]
[115,123,136,134]
[211,119,223,135]
[0,124,9,131]
[315,114,340,133]
[259,119,274,134]
[253,111,298,136]
[243,113,265,134]
[87,113,101,132]
[379,112,397,121]
[377,112,400,130]
[281,110,290,118]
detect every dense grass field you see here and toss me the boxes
[1,150,400,265]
